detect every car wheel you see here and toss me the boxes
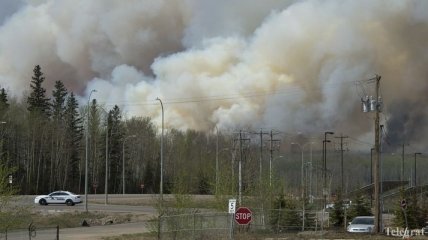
[39,199,47,205]
[66,199,75,206]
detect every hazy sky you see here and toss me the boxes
[0,0,427,149]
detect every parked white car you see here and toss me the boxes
[34,191,82,206]
[347,216,374,233]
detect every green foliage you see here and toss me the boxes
[347,193,371,220]
[27,65,50,117]
[330,192,345,226]
[0,88,9,117]
[269,194,301,232]
[393,190,427,229]
[0,164,28,230]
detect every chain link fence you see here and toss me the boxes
[0,224,59,240]
[158,209,330,240]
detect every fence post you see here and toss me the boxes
[192,213,196,240]
[157,215,161,240]
[56,225,59,240]
[229,213,234,240]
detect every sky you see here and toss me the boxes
[0,0,427,150]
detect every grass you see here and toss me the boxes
[6,211,133,230]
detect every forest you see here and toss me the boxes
[0,65,426,198]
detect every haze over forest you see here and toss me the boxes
[0,0,427,151]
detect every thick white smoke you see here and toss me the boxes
[1,0,428,146]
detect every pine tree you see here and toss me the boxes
[330,192,345,226]
[107,105,123,193]
[51,81,67,122]
[27,65,50,117]
[0,88,9,118]
[348,193,372,220]
[64,92,83,192]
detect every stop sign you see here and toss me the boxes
[235,207,252,225]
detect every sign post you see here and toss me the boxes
[228,199,236,239]
[235,207,252,225]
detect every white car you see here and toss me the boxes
[347,216,374,233]
[34,191,82,206]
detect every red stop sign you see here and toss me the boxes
[235,207,252,225]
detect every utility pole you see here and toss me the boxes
[335,135,348,194]
[374,75,381,233]
[267,130,280,187]
[252,129,269,183]
[360,74,382,233]
[235,130,250,205]
[401,144,404,183]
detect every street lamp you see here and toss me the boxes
[321,130,333,232]
[96,107,110,205]
[123,135,136,195]
[414,152,422,187]
[291,142,314,198]
[85,89,96,212]
[370,148,374,184]
[156,97,164,203]
[215,126,219,195]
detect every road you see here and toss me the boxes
[11,194,160,239]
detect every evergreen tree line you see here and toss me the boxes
[0,65,236,195]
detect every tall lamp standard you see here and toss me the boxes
[291,142,313,231]
[122,135,136,195]
[321,131,333,232]
[414,152,422,187]
[97,107,110,205]
[85,89,96,212]
[156,98,164,204]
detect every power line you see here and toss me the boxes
[98,78,358,107]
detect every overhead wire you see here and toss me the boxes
[98,77,359,107]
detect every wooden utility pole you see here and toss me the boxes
[374,75,381,233]
[335,135,348,194]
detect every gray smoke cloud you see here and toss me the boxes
[0,0,427,148]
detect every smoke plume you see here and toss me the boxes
[0,0,427,148]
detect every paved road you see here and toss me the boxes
[5,221,151,240]
[10,194,159,239]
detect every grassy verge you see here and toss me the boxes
[8,211,134,229]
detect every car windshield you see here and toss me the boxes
[352,217,374,225]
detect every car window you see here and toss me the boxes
[49,192,59,196]
[353,218,374,225]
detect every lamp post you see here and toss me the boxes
[85,89,96,212]
[215,126,219,195]
[122,135,136,195]
[156,98,164,203]
[321,131,333,232]
[370,148,374,184]
[414,153,422,187]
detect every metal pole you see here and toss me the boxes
[401,144,404,183]
[216,126,219,195]
[105,116,109,205]
[301,146,305,231]
[269,130,273,187]
[239,130,242,205]
[122,139,125,195]
[370,148,374,184]
[85,89,96,212]
[156,98,164,204]
[121,135,136,195]
[414,153,422,187]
